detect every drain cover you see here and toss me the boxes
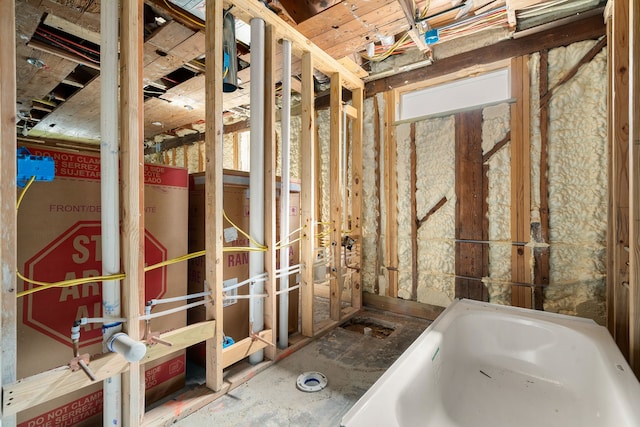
[296,371,328,392]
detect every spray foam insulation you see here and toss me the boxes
[361,98,380,293]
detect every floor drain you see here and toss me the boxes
[296,372,328,392]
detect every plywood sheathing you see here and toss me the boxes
[544,40,607,324]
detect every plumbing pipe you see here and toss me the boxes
[278,38,292,350]
[249,18,266,365]
[100,0,121,423]
[107,333,147,363]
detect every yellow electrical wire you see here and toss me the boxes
[276,237,301,250]
[16,176,36,211]
[362,33,411,62]
[223,210,267,250]
[17,271,126,298]
[419,0,432,19]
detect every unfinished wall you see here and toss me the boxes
[275,115,302,180]
[395,123,412,299]
[415,116,456,306]
[482,103,512,305]
[544,41,608,323]
[361,97,379,293]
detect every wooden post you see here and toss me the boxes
[300,52,315,336]
[607,0,630,358]
[120,0,145,423]
[329,72,344,321]
[454,110,488,301]
[0,0,17,425]
[410,122,418,300]
[510,56,533,308]
[350,87,364,310]
[629,0,640,376]
[263,24,277,358]
[384,91,398,298]
[204,0,224,391]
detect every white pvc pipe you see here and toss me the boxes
[100,0,121,424]
[278,39,292,350]
[249,18,266,365]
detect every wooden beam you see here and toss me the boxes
[606,1,630,358]
[366,12,606,97]
[482,131,511,164]
[300,52,315,337]
[0,0,17,424]
[351,86,364,310]
[2,321,216,417]
[395,0,432,53]
[263,23,277,359]
[416,196,447,229]
[363,292,444,321]
[229,0,363,90]
[120,0,145,424]
[222,330,273,368]
[629,0,640,377]
[455,110,488,302]
[384,91,398,298]
[410,122,418,300]
[329,72,343,321]
[510,56,533,308]
[373,95,382,295]
[204,0,225,392]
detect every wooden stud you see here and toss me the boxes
[510,56,533,308]
[204,0,225,392]
[454,110,488,301]
[329,72,344,321]
[263,24,277,359]
[410,122,418,300]
[607,0,630,359]
[233,133,239,170]
[0,0,17,425]
[384,91,398,298]
[350,86,364,310]
[183,144,189,169]
[120,0,145,423]
[373,95,382,295]
[198,141,204,172]
[300,52,315,337]
[629,0,640,376]
[171,147,177,166]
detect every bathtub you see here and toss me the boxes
[342,299,640,427]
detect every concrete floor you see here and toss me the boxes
[174,308,430,427]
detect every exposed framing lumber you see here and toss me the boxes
[629,0,640,377]
[363,292,444,321]
[229,0,363,90]
[454,110,488,302]
[3,322,215,417]
[0,0,17,424]
[416,196,447,229]
[534,50,549,311]
[540,36,607,108]
[263,23,277,359]
[384,91,398,298]
[204,0,225,392]
[120,0,145,424]
[300,52,315,337]
[510,56,533,308]
[222,330,273,368]
[373,95,382,295]
[366,12,605,97]
[395,0,432,53]
[410,122,418,300]
[482,131,511,164]
[606,0,630,360]
[329,72,344,321]
[350,87,364,310]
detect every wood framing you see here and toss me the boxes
[410,122,418,300]
[350,87,364,310]
[510,56,533,308]
[0,0,17,424]
[300,52,315,336]
[607,0,631,360]
[454,110,488,301]
[329,72,344,321]
[629,0,640,376]
[204,0,225,392]
[384,91,399,298]
[120,0,145,423]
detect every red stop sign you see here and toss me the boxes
[23,221,167,348]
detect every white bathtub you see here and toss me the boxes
[342,299,640,427]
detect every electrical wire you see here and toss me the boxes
[16,176,36,211]
[162,0,205,29]
[17,271,126,298]
[36,26,100,55]
[34,30,99,64]
[361,33,411,62]
[223,209,267,250]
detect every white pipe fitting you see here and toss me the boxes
[107,333,147,363]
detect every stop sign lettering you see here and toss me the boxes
[23,221,167,348]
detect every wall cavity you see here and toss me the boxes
[545,41,607,324]
[361,97,379,293]
[415,115,456,306]
[395,123,413,299]
[482,103,512,305]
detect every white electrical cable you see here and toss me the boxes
[275,285,300,296]
[139,300,208,321]
[149,290,212,306]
